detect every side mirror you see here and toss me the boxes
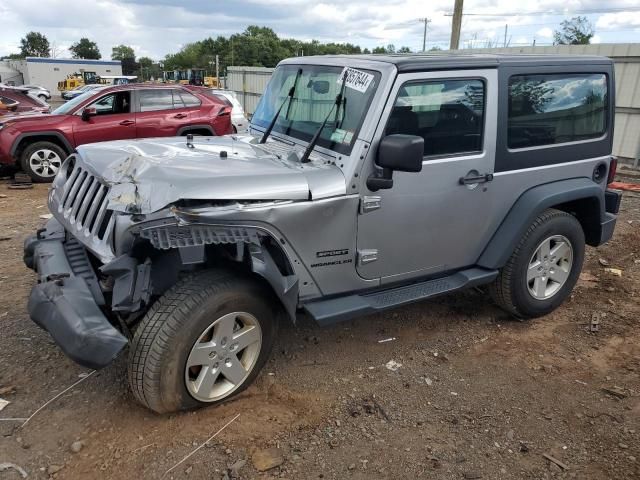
[81,107,97,121]
[367,134,424,191]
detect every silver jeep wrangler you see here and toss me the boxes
[24,54,622,413]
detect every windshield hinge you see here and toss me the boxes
[359,195,382,214]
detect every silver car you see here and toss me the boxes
[22,84,51,102]
[208,89,249,132]
[24,54,621,413]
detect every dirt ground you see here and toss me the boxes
[0,172,639,480]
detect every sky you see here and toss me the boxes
[0,0,639,60]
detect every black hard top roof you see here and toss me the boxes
[304,53,613,72]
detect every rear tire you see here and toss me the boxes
[128,269,278,414]
[488,209,585,319]
[20,141,66,183]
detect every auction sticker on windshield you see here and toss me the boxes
[338,67,374,93]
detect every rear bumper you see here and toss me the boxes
[24,219,127,369]
[598,189,623,245]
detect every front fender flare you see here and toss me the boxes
[250,246,298,321]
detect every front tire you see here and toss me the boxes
[488,209,585,319]
[20,141,66,183]
[128,269,278,414]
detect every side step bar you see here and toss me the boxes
[304,268,498,327]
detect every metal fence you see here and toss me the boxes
[462,44,640,167]
[227,44,640,166]
[226,66,274,116]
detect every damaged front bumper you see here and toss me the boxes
[24,219,127,369]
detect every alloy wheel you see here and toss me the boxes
[185,312,262,402]
[526,235,574,300]
[29,149,62,178]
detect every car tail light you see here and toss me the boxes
[217,106,232,116]
[607,156,618,184]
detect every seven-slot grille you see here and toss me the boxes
[57,165,114,243]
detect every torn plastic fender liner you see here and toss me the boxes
[28,277,127,370]
[250,245,299,321]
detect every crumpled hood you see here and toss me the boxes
[74,135,346,214]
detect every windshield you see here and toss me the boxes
[252,65,380,155]
[52,91,96,115]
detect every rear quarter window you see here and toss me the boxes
[508,73,608,149]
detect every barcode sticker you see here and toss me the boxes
[338,67,374,93]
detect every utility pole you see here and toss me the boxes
[215,54,219,84]
[503,24,508,47]
[419,18,431,52]
[450,0,464,50]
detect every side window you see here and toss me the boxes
[386,79,485,157]
[139,89,174,112]
[174,90,201,108]
[89,91,131,115]
[508,74,607,149]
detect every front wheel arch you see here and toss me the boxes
[13,133,72,167]
[127,268,279,413]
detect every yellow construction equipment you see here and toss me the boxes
[57,74,84,92]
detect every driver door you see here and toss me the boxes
[72,90,135,146]
[356,69,498,283]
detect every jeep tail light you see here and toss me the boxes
[217,106,232,116]
[607,156,618,184]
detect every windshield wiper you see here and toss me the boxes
[259,68,302,144]
[300,72,348,164]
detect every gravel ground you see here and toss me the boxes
[0,175,638,480]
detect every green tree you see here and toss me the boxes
[111,44,135,61]
[137,56,163,81]
[69,38,101,59]
[161,26,365,75]
[111,45,137,75]
[20,31,50,57]
[553,16,594,45]
[398,46,412,53]
[372,45,396,54]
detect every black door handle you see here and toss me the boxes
[459,173,494,185]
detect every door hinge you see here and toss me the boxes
[358,249,379,265]
[360,195,382,214]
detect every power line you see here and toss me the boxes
[445,6,640,17]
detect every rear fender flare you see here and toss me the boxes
[477,178,605,269]
[176,125,214,136]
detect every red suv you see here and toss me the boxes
[0,84,233,182]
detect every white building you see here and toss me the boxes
[0,57,122,94]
